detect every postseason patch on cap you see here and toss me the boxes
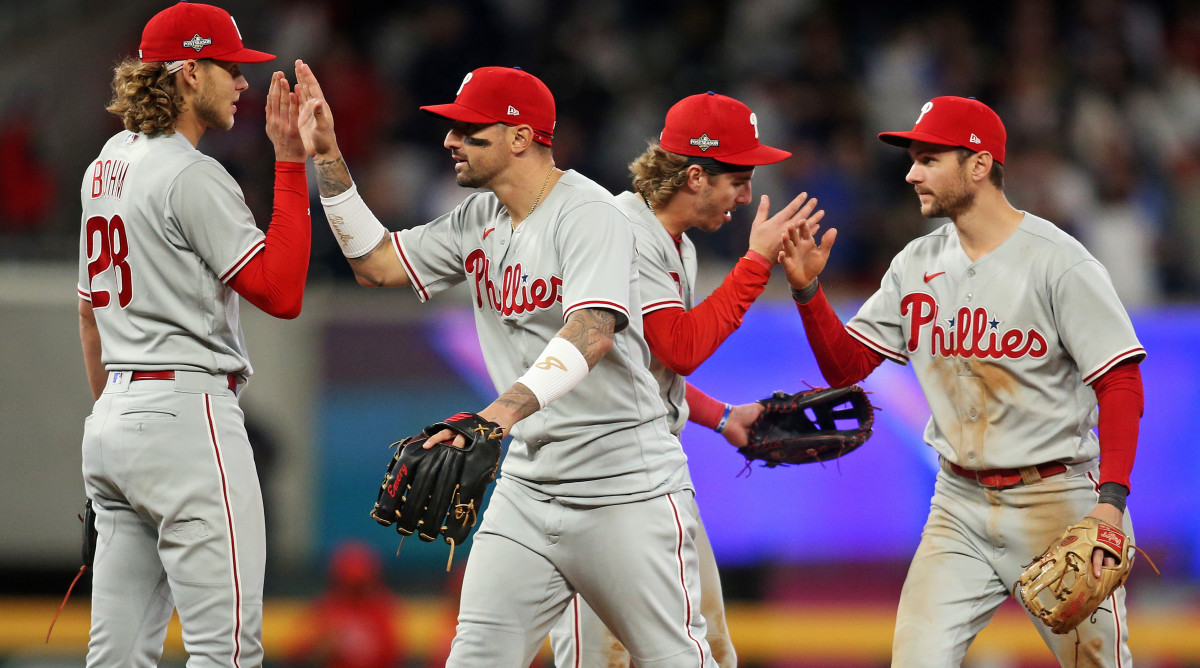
[690,133,719,152]
[182,34,213,53]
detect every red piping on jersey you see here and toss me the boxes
[794,286,889,387]
[845,325,905,361]
[205,395,243,667]
[77,287,91,301]
[392,232,430,302]
[564,300,629,319]
[1082,347,1146,385]
[571,597,581,668]
[642,298,686,314]
[225,163,310,319]
[666,494,706,667]
[1111,590,1124,668]
[220,240,265,283]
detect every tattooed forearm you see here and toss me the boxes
[314,155,353,197]
[560,308,617,368]
[493,385,541,426]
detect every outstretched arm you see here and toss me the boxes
[226,71,311,318]
[685,382,763,447]
[645,194,825,375]
[295,59,411,288]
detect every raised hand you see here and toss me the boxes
[264,71,304,162]
[294,59,339,159]
[780,214,838,291]
[748,192,825,263]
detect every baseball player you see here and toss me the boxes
[549,92,822,668]
[77,3,310,666]
[294,62,717,667]
[780,96,1145,666]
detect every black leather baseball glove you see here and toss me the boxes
[739,385,875,468]
[371,412,504,559]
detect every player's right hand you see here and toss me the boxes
[780,216,837,291]
[294,59,340,160]
[748,192,824,263]
[265,71,305,163]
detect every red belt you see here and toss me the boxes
[130,370,238,392]
[948,461,1067,489]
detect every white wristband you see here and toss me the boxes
[516,337,590,410]
[320,183,388,258]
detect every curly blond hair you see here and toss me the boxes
[106,58,184,136]
[629,143,712,209]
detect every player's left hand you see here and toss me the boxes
[295,59,341,160]
[423,406,516,449]
[1087,502,1125,578]
[264,71,304,163]
[747,193,824,263]
[780,216,838,291]
[717,402,765,447]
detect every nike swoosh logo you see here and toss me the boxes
[482,227,496,240]
[923,271,946,282]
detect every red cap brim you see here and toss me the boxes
[878,130,960,150]
[713,143,792,166]
[223,48,275,63]
[419,103,500,125]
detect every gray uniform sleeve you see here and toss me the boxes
[394,200,473,302]
[847,248,911,363]
[632,223,685,314]
[556,201,635,329]
[1052,259,1146,383]
[166,159,265,282]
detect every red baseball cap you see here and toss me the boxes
[420,67,556,147]
[659,92,791,167]
[139,1,274,64]
[878,96,1006,164]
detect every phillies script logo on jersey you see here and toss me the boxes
[901,293,1048,359]
[464,248,562,315]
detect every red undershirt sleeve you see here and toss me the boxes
[227,161,311,319]
[794,285,886,386]
[1091,361,1142,491]
[643,252,771,376]
[686,382,726,430]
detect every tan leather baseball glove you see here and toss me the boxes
[1015,517,1134,634]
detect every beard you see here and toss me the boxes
[192,80,234,131]
[920,173,973,219]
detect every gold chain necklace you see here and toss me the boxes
[511,166,556,230]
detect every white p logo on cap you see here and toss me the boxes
[916,101,934,125]
[456,72,473,96]
[749,112,759,139]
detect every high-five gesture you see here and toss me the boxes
[294,59,339,160]
[780,215,837,291]
[748,192,824,263]
[265,71,304,162]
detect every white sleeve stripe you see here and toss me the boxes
[564,299,629,320]
[643,300,685,315]
[846,325,907,363]
[77,287,91,301]
[1082,347,1146,385]
[392,232,430,302]
[219,240,265,282]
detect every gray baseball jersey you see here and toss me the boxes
[616,190,697,434]
[79,129,274,667]
[846,213,1145,470]
[78,130,265,377]
[393,170,690,505]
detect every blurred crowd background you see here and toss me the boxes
[3,0,1200,303]
[4,0,1200,666]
